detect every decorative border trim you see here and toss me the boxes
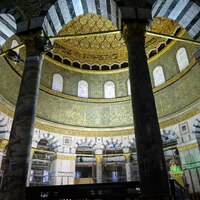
[177,143,199,151]
[0,99,200,136]
[147,29,186,63]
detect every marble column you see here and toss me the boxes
[26,149,35,187]
[50,153,76,185]
[124,153,132,182]
[95,154,103,183]
[0,152,3,170]
[0,32,45,200]
[123,21,171,200]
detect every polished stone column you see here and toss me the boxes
[124,153,132,182]
[26,149,35,187]
[0,33,45,200]
[123,21,171,200]
[95,154,103,183]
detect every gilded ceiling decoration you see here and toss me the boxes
[52,14,181,69]
[53,14,126,66]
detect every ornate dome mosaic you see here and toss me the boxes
[49,14,182,70]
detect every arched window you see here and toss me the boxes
[104,81,115,98]
[11,40,19,64]
[52,74,63,92]
[78,80,88,98]
[176,47,189,71]
[127,79,131,96]
[153,66,165,87]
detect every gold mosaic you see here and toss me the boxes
[53,14,181,66]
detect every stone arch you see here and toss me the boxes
[0,112,9,140]
[0,13,17,46]
[121,136,136,150]
[32,132,60,152]
[104,137,123,148]
[42,0,121,36]
[0,8,22,46]
[161,129,178,145]
[75,137,95,149]
[152,0,200,40]
[193,116,200,139]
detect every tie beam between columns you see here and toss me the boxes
[0,30,199,59]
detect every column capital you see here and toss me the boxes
[124,153,131,162]
[0,140,8,152]
[95,154,104,163]
[18,29,53,56]
[122,21,147,42]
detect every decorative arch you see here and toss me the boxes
[193,116,200,139]
[176,47,189,71]
[153,66,165,87]
[0,112,9,140]
[32,132,60,152]
[152,0,200,40]
[42,0,121,36]
[52,73,63,92]
[104,81,115,98]
[161,129,178,145]
[120,136,136,151]
[0,13,17,46]
[78,80,88,98]
[103,137,122,148]
[75,138,95,150]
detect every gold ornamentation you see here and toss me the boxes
[178,143,199,152]
[160,107,200,129]
[169,171,184,186]
[124,153,131,162]
[95,154,103,163]
[0,95,200,136]
[52,154,76,161]
[0,140,8,151]
[7,52,197,102]
[153,58,196,93]
[147,29,185,63]
[44,55,128,75]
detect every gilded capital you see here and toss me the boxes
[95,154,104,163]
[122,21,147,42]
[0,140,8,151]
[124,153,131,162]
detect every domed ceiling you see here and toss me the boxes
[51,14,181,69]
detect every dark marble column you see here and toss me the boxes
[123,21,171,200]
[0,33,45,200]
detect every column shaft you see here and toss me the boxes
[124,154,132,182]
[95,155,103,183]
[0,53,43,200]
[124,22,171,199]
